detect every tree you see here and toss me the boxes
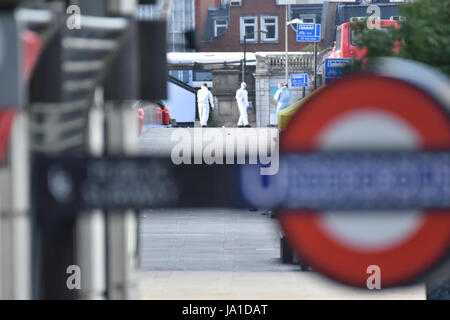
[398,0,450,76]
[351,20,399,59]
[350,0,450,76]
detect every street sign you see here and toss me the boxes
[324,58,353,84]
[290,74,308,87]
[278,72,450,288]
[33,156,241,216]
[35,151,450,214]
[297,23,321,42]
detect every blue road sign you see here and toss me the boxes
[291,74,308,87]
[240,151,450,211]
[35,152,450,212]
[324,58,353,84]
[297,24,321,42]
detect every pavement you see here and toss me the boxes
[139,127,278,156]
[137,129,426,300]
[138,209,292,273]
[137,209,426,300]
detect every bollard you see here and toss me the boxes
[162,107,170,125]
[137,108,144,135]
[157,107,162,125]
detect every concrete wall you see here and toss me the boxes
[165,81,196,123]
[212,68,256,127]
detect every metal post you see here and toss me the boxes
[105,103,139,300]
[75,87,106,300]
[29,10,78,299]
[103,6,139,298]
[314,42,318,90]
[285,5,288,85]
[0,113,31,300]
[242,35,247,83]
[0,11,30,300]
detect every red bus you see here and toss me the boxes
[326,19,401,59]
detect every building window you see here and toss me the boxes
[390,15,406,22]
[194,71,213,82]
[240,16,258,42]
[260,16,278,42]
[300,15,316,24]
[230,0,242,6]
[214,19,228,37]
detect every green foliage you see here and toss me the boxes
[351,20,399,59]
[207,108,216,127]
[301,43,315,52]
[340,58,365,75]
[398,0,450,76]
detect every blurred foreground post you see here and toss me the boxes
[75,87,106,300]
[0,113,31,300]
[0,10,31,300]
[103,4,140,298]
[104,103,140,300]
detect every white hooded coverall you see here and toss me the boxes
[197,87,214,126]
[235,85,249,126]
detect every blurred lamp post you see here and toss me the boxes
[242,30,268,83]
[285,17,303,85]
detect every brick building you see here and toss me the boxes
[195,0,404,53]
[197,0,308,52]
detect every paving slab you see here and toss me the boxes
[138,209,425,300]
[139,271,426,300]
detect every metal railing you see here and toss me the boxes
[265,54,314,69]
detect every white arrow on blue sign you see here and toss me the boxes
[291,74,308,87]
[297,23,321,42]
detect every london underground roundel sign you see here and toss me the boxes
[279,73,450,288]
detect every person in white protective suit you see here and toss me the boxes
[197,83,215,127]
[235,82,251,128]
[274,82,291,113]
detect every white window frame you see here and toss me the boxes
[300,14,316,24]
[260,15,278,43]
[230,0,242,6]
[214,19,228,37]
[240,16,258,43]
